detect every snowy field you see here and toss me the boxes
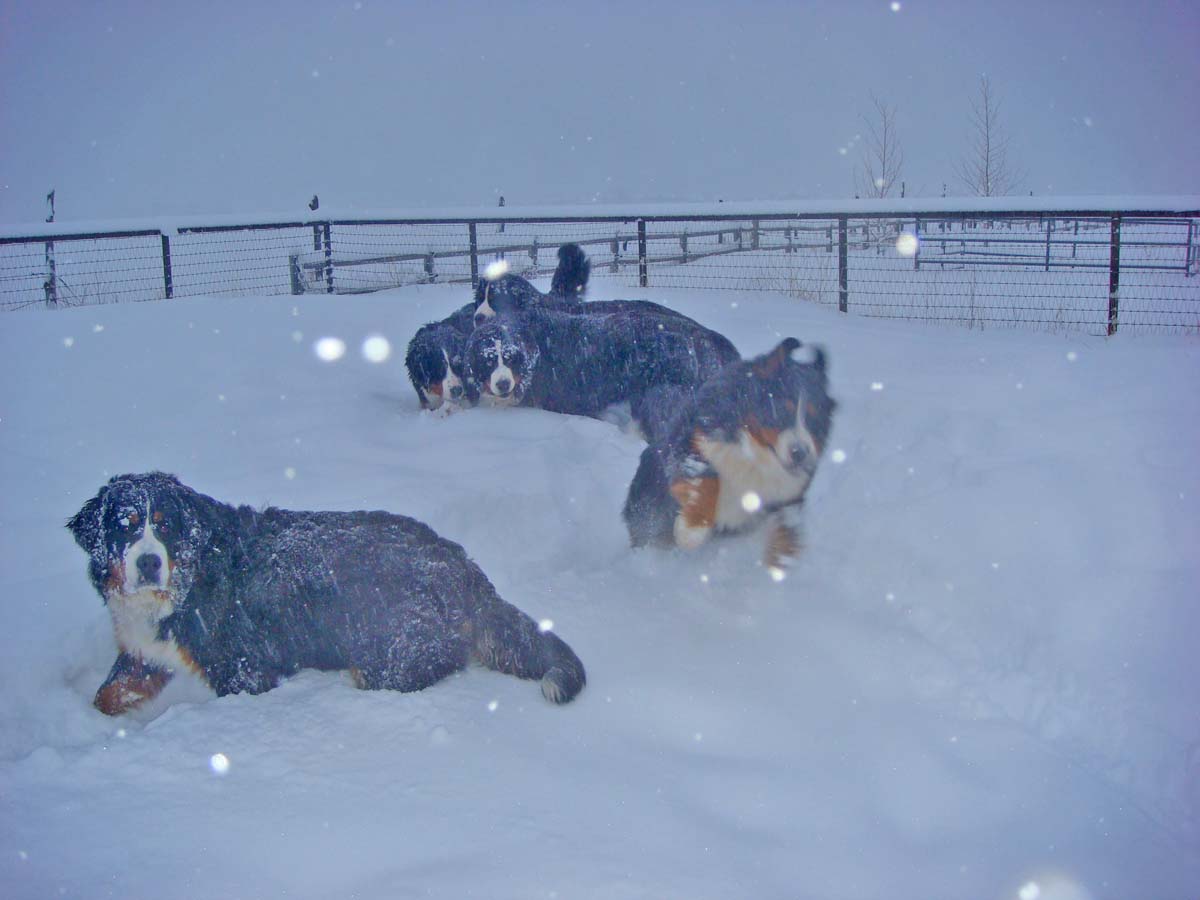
[1,278,1198,899]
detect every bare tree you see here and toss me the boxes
[956,75,1022,196]
[856,94,904,199]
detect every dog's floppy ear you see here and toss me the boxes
[808,345,829,377]
[753,337,802,378]
[67,487,106,550]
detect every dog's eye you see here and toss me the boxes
[127,512,140,527]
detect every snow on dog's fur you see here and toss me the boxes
[405,318,475,410]
[465,306,740,422]
[68,473,586,714]
[622,339,835,570]
[472,243,591,325]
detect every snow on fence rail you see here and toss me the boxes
[2,208,1197,335]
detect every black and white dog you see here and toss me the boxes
[405,243,591,408]
[404,317,475,410]
[68,473,586,714]
[466,306,741,421]
[473,242,591,325]
[622,339,835,567]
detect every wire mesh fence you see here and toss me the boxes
[3,208,1197,334]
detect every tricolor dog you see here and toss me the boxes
[465,306,741,422]
[622,339,835,567]
[404,317,475,410]
[68,473,586,714]
[473,242,591,325]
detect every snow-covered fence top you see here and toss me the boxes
[3,200,1198,335]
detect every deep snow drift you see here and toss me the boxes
[0,280,1197,899]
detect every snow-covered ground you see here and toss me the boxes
[1,279,1197,899]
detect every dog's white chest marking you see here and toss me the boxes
[106,587,192,671]
[695,427,812,532]
[108,507,194,673]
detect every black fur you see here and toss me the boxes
[465,306,740,420]
[473,243,591,325]
[623,339,836,549]
[404,319,476,410]
[67,473,586,713]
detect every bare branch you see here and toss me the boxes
[856,93,904,199]
[956,76,1023,196]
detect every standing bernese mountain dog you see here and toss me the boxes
[68,473,586,714]
[465,305,741,422]
[622,339,836,568]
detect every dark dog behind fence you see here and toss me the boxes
[2,208,1197,334]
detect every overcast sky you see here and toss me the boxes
[1,0,1197,223]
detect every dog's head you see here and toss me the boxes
[466,318,539,407]
[405,323,474,410]
[709,338,836,479]
[67,473,213,611]
[473,273,544,326]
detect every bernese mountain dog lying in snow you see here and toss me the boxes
[466,305,741,422]
[473,242,592,325]
[622,338,836,569]
[404,316,475,411]
[68,473,586,715]
[405,243,592,410]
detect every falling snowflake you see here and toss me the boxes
[896,233,920,257]
[361,335,391,363]
[314,337,346,362]
[209,753,230,775]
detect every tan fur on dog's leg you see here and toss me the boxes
[763,516,803,572]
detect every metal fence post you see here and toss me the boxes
[1186,219,1195,277]
[322,222,334,294]
[161,233,174,299]
[1107,215,1121,335]
[838,216,849,313]
[1044,219,1054,272]
[468,222,479,289]
[44,239,57,307]
[637,219,648,288]
[289,254,304,295]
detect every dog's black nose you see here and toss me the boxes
[495,378,512,396]
[136,553,162,582]
[449,385,463,399]
[474,313,489,327]
[789,444,809,468]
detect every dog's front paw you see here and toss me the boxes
[94,657,173,716]
[762,520,803,574]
